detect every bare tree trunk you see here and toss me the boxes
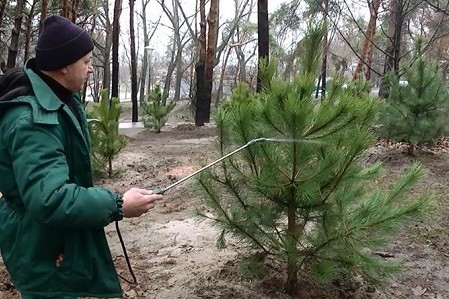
[171,0,182,102]
[353,0,381,80]
[102,1,113,96]
[195,0,207,126]
[23,1,37,62]
[318,0,329,98]
[39,0,48,34]
[0,0,7,29]
[203,0,218,122]
[111,0,123,99]
[129,0,138,122]
[378,0,403,98]
[139,0,151,105]
[257,0,268,92]
[215,45,232,106]
[162,43,176,103]
[62,0,75,21]
[6,0,25,70]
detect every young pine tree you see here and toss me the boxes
[377,38,449,155]
[142,85,176,133]
[87,89,127,177]
[196,24,434,295]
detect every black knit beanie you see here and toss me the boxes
[35,15,94,71]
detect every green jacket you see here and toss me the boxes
[0,60,123,298]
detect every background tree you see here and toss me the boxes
[138,0,160,106]
[378,0,405,98]
[129,0,139,122]
[194,0,207,126]
[111,0,123,99]
[5,0,25,71]
[195,0,219,126]
[256,0,268,91]
[352,0,381,80]
[377,38,449,155]
[22,1,38,62]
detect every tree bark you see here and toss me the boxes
[23,1,37,62]
[139,0,151,106]
[0,0,8,30]
[378,0,403,98]
[257,0,269,92]
[39,0,48,34]
[353,0,381,80]
[195,0,207,126]
[6,0,25,70]
[203,0,219,123]
[111,0,123,99]
[129,0,138,122]
[62,0,75,21]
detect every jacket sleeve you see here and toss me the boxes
[4,112,123,228]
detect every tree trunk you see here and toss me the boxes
[195,62,207,125]
[0,0,8,29]
[378,0,403,98]
[353,0,381,80]
[257,0,269,92]
[39,0,48,34]
[285,205,299,295]
[139,0,150,106]
[162,45,176,104]
[129,0,138,122]
[23,1,37,62]
[62,0,75,21]
[195,0,207,126]
[318,0,329,97]
[102,3,113,96]
[6,0,25,70]
[215,45,232,106]
[203,0,219,123]
[111,0,123,99]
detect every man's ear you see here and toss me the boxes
[61,67,68,74]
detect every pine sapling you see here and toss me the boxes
[195,24,434,295]
[87,89,127,177]
[142,85,176,133]
[377,38,449,155]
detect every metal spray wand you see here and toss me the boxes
[153,137,322,194]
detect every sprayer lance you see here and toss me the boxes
[153,137,322,194]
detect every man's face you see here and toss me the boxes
[64,52,93,92]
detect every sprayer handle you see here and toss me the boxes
[152,187,166,195]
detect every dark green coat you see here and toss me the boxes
[0,60,123,298]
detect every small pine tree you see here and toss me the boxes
[142,85,176,133]
[196,24,434,295]
[377,38,449,155]
[87,89,127,177]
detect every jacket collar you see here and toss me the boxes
[24,58,66,112]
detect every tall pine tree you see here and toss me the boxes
[196,24,434,295]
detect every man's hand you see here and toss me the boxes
[122,187,163,218]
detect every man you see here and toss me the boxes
[0,15,163,298]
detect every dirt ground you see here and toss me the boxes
[2,101,449,298]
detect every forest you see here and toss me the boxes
[1,0,448,124]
